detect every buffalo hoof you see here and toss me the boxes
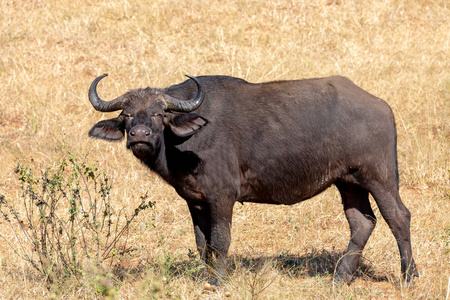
[210,277,222,287]
[405,269,420,287]
[333,272,352,286]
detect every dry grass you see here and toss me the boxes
[0,0,449,298]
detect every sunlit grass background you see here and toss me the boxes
[0,0,449,298]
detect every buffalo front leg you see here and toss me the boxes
[187,201,213,264]
[336,182,376,284]
[187,199,234,286]
[208,199,235,286]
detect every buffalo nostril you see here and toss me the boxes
[129,125,151,138]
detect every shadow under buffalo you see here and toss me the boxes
[228,249,389,283]
[114,248,390,284]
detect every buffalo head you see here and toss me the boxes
[88,74,208,161]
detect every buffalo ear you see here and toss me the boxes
[167,113,208,137]
[89,118,125,141]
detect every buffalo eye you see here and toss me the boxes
[151,113,165,119]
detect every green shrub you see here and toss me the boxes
[0,154,154,286]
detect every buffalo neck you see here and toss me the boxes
[140,142,202,189]
[141,142,170,179]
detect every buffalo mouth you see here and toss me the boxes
[129,142,154,158]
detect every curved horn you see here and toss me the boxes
[88,74,126,112]
[164,75,205,112]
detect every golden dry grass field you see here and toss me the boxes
[0,0,449,299]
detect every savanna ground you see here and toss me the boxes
[0,0,449,299]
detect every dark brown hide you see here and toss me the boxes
[88,75,418,286]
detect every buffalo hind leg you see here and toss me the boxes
[336,182,376,284]
[367,181,419,285]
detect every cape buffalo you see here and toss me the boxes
[88,74,418,285]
